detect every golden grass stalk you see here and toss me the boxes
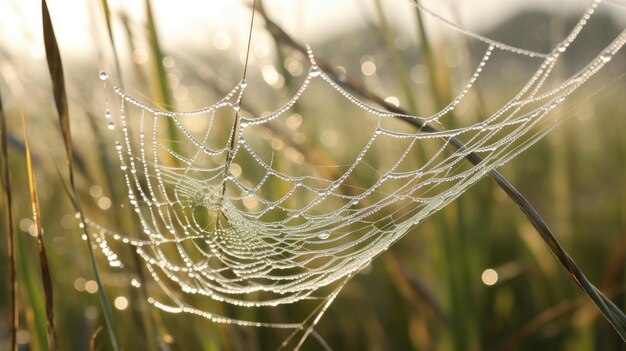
[20,107,57,350]
[89,326,104,351]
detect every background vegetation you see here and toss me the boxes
[1,0,625,350]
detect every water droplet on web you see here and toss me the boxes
[115,142,122,150]
[309,66,321,77]
[600,54,612,63]
[99,71,108,81]
[104,110,112,119]
[318,232,330,240]
[557,44,567,53]
[239,79,248,89]
[107,121,115,130]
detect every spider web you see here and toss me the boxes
[88,0,625,347]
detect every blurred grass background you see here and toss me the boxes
[1,0,626,350]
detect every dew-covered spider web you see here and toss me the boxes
[88,0,626,348]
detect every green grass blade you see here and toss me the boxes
[97,0,124,86]
[372,0,419,114]
[41,1,121,349]
[413,9,479,349]
[15,223,49,351]
[145,0,180,156]
[415,8,451,110]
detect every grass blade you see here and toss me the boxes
[0,77,18,351]
[145,0,180,156]
[20,107,58,350]
[414,8,450,109]
[372,0,419,114]
[412,7,479,348]
[97,0,124,86]
[14,220,49,351]
[90,326,104,351]
[41,1,121,349]
[95,3,164,348]
[41,2,69,162]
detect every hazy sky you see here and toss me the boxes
[0,0,608,58]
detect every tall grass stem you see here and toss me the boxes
[41,1,121,349]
